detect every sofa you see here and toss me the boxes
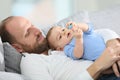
[0,5,120,80]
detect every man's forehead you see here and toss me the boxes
[5,17,25,35]
[7,16,29,27]
[6,19,19,30]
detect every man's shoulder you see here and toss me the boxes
[48,50,65,55]
[22,53,46,61]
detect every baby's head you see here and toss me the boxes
[46,26,73,50]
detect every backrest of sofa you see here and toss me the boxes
[89,5,120,36]
[0,37,5,71]
[42,5,120,36]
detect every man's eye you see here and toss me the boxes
[25,32,29,37]
[25,31,30,37]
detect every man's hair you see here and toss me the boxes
[46,26,56,50]
[0,16,16,44]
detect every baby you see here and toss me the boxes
[46,22,106,60]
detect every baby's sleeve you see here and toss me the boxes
[64,39,80,60]
[84,23,94,34]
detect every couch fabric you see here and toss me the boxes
[90,5,120,36]
[0,37,4,71]
[3,43,22,74]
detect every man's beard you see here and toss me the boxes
[32,39,49,54]
[22,39,49,54]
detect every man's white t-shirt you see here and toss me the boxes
[21,51,93,80]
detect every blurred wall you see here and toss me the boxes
[0,0,12,21]
[25,0,57,26]
[1,0,120,24]
[73,0,120,12]
[97,0,120,10]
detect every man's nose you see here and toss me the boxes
[32,28,41,36]
[35,30,41,36]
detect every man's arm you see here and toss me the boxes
[87,45,120,79]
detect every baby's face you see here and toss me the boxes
[49,26,74,50]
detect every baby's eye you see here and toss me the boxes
[62,29,65,31]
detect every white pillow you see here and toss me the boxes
[95,29,119,42]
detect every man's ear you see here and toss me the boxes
[11,43,23,53]
[56,47,63,51]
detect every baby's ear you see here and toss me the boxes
[56,47,63,51]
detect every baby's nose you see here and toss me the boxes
[62,31,66,35]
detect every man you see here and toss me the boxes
[0,16,49,54]
[0,16,120,80]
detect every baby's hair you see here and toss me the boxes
[46,26,56,50]
[116,38,120,43]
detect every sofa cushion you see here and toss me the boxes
[95,29,119,42]
[0,37,5,71]
[42,11,90,36]
[89,5,120,36]
[3,42,22,74]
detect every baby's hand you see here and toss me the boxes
[77,23,89,32]
[66,21,78,31]
[74,28,83,39]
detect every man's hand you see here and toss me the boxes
[106,38,120,77]
[106,38,120,47]
[112,62,120,77]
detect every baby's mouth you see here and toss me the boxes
[67,32,70,38]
